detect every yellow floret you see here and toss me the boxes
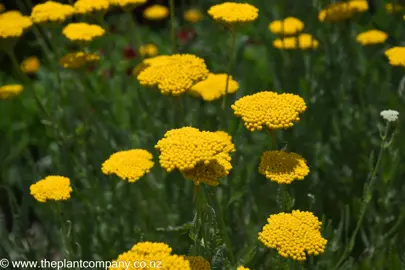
[21,56,40,74]
[208,2,259,24]
[0,11,32,39]
[268,17,304,36]
[101,149,154,182]
[74,0,110,15]
[356,29,388,45]
[0,84,24,99]
[189,73,239,102]
[143,4,169,20]
[385,47,405,67]
[258,210,327,261]
[237,267,250,270]
[318,0,367,22]
[185,256,210,270]
[30,1,75,24]
[139,43,159,58]
[231,91,307,132]
[30,176,73,203]
[59,51,100,69]
[137,54,209,96]
[258,151,310,184]
[63,23,105,42]
[184,9,203,23]
[273,33,319,50]
[108,0,147,9]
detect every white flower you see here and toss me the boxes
[380,109,399,122]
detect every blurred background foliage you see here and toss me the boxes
[0,0,405,269]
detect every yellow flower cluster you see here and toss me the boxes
[189,73,239,102]
[273,33,318,50]
[155,127,235,186]
[110,242,190,270]
[258,151,310,184]
[30,1,75,24]
[385,47,405,67]
[269,17,304,36]
[184,9,203,24]
[208,2,259,25]
[0,84,24,99]
[30,176,73,203]
[0,11,32,39]
[386,3,404,13]
[231,91,307,132]
[356,29,388,46]
[60,51,100,69]
[21,56,40,74]
[143,4,169,20]
[137,54,209,96]
[258,210,327,261]
[74,0,110,15]
[63,23,105,42]
[101,149,154,183]
[237,267,250,270]
[139,43,159,58]
[318,0,368,22]
[109,0,147,9]
[184,256,210,270]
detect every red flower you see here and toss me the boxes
[177,28,197,44]
[123,46,137,59]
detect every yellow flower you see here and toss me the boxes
[137,54,209,96]
[0,11,32,39]
[318,0,368,22]
[0,4,5,13]
[184,8,203,23]
[30,176,73,203]
[143,4,169,20]
[356,29,388,45]
[155,127,235,186]
[258,210,327,261]
[385,47,405,67]
[101,149,154,183]
[30,1,75,24]
[268,17,304,36]
[237,267,250,270]
[386,3,404,13]
[185,256,210,270]
[208,2,259,25]
[60,51,100,69]
[21,56,40,73]
[189,73,239,102]
[139,43,159,58]
[63,23,105,42]
[74,0,110,15]
[108,0,147,9]
[0,84,24,99]
[258,151,310,184]
[231,91,307,132]
[273,33,319,50]
[110,242,191,270]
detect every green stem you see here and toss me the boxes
[169,0,177,54]
[334,122,391,269]
[221,29,237,111]
[265,127,278,150]
[127,11,144,60]
[54,203,73,260]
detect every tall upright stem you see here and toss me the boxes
[169,0,177,54]
[127,11,144,60]
[221,29,237,111]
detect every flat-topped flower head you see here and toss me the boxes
[0,11,32,39]
[269,17,304,36]
[0,84,23,99]
[110,241,191,270]
[385,47,405,67]
[155,127,235,186]
[31,1,75,24]
[258,210,327,261]
[60,51,100,69]
[21,56,40,74]
[318,0,367,22]
[273,33,318,50]
[232,91,307,132]
[74,0,110,15]
[143,4,169,20]
[259,151,309,184]
[380,109,399,122]
[139,43,159,58]
[237,267,250,270]
[63,23,105,42]
[185,256,210,270]
[386,3,404,13]
[109,0,147,9]
[208,2,258,25]
[30,176,73,203]
[184,9,203,23]
[356,29,388,46]
[137,54,209,96]
[189,73,239,102]
[101,149,154,183]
